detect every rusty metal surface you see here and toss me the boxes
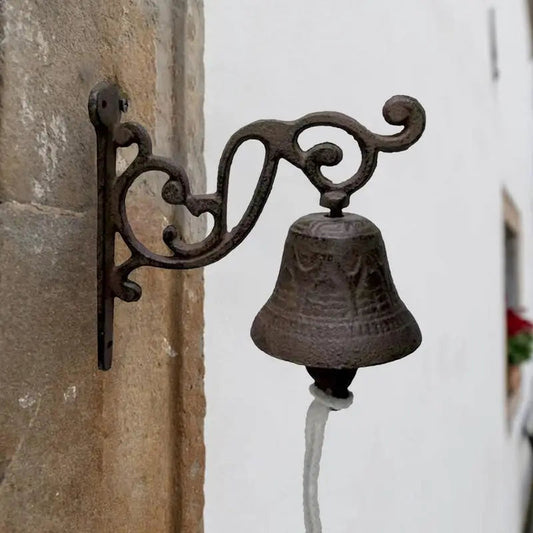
[250,213,422,370]
[89,81,425,369]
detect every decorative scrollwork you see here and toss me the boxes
[89,81,425,369]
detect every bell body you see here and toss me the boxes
[251,213,421,369]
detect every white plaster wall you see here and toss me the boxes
[204,1,533,531]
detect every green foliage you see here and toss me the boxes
[508,332,533,366]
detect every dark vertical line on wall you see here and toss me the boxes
[488,7,500,81]
[526,0,533,57]
[172,3,187,166]
[0,0,6,202]
[167,5,187,531]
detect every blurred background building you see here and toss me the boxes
[204,1,533,532]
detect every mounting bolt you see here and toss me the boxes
[119,98,129,113]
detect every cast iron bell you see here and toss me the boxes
[251,212,421,395]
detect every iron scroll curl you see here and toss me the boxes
[90,83,425,303]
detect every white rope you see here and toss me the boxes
[303,385,354,533]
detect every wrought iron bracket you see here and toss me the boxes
[88,81,425,370]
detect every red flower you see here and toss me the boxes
[507,308,533,337]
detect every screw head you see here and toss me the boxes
[119,98,129,113]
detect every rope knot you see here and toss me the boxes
[309,384,354,411]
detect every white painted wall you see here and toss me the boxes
[204,1,533,531]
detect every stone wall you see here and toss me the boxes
[0,1,205,531]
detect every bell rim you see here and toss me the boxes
[250,304,422,369]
